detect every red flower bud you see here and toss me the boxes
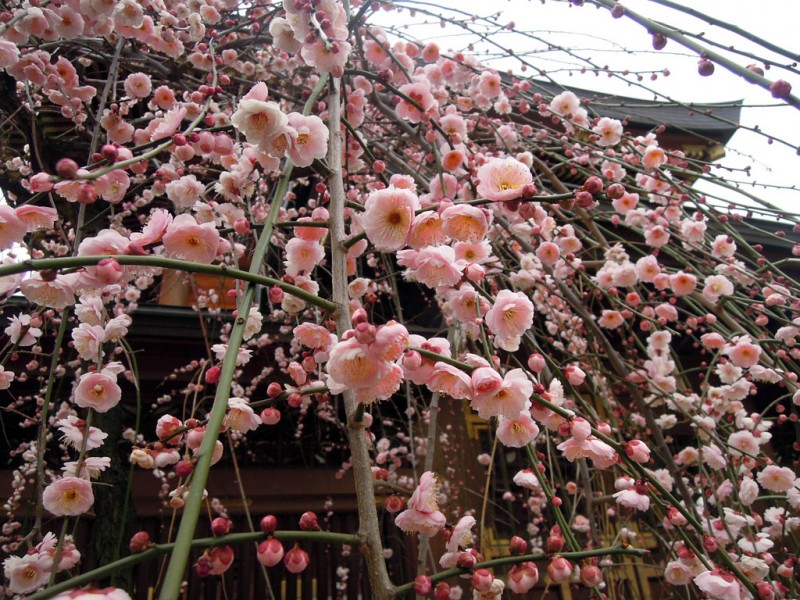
[471,569,493,593]
[299,511,320,531]
[205,365,221,384]
[698,58,715,77]
[509,535,528,555]
[261,407,281,425]
[56,158,79,179]
[211,517,232,537]
[414,575,432,595]
[260,515,277,534]
[257,537,284,567]
[129,531,151,553]
[284,545,310,573]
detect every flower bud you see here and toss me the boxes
[77,183,98,205]
[284,545,310,574]
[260,515,277,534]
[547,557,573,583]
[698,58,715,76]
[211,517,232,537]
[384,495,403,513]
[433,582,450,600]
[509,535,528,555]
[261,407,281,425]
[56,158,79,179]
[414,575,432,595]
[299,511,320,531]
[527,353,545,373]
[257,537,284,567]
[95,258,123,285]
[205,365,221,384]
[174,460,193,478]
[508,562,539,594]
[129,531,151,553]
[268,286,284,303]
[580,564,603,586]
[471,569,494,593]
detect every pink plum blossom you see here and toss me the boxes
[476,157,532,202]
[484,290,534,352]
[360,187,419,252]
[162,214,220,263]
[74,369,122,413]
[496,411,540,447]
[43,476,94,516]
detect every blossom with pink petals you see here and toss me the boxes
[476,157,532,202]
[470,368,532,420]
[484,290,534,352]
[74,369,122,413]
[43,476,94,516]
[162,214,220,263]
[496,411,540,447]
[360,187,419,252]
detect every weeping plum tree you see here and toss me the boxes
[0,0,798,598]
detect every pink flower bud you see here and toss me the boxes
[95,258,123,285]
[174,460,193,478]
[770,80,792,99]
[547,557,573,583]
[260,515,277,534]
[757,582,776,600]
[698,58,715,76]
[564,364,585,385]
[29,173,53,192]
[624,440,651,463]
[414,575,432,595]
[433,582,450,600]
[233,218,250,234]
[527,353,545,373]
[471,569,493,593]
[257,537,284,567]
[56,158,79,179]
[268,286,284,303]
[261,407,281,425]
[580,564,603,586]
[211,517,232,537]
[284,545,310,574]
[596,422,612,435]
[299,511,320,531]
[77,183,98,205]
[546,532,564,553]
[351,308,368,326]
[509,535,528,555]
[456,551,476,569]
[205,545,234,575]
[465,263,485,283]
[402,350,422,370]
[571,417,592,441]
[354,322,376,345]
[508,562,539,594]
[129,531,151,553]
[384,495,403,513]
[703,535,718,553]
[205,365,221,384]
[101,144,118,162]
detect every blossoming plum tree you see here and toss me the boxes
[0,0,798,598]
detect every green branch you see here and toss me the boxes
[28,531,357,600]
[394,545,648,596]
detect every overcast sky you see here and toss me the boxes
[375,0,800,215]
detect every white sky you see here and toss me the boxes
[374,0,800,215]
